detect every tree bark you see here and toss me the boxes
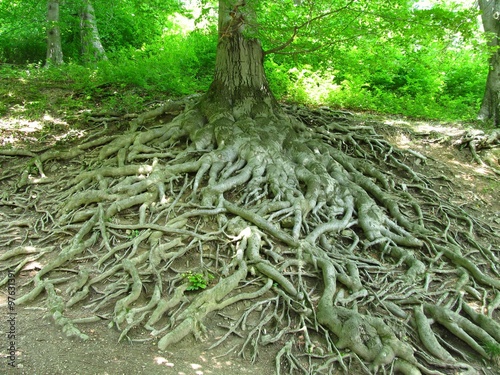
[45,0,63,67]
[79,0,107,63]
[202,1,279,118]
[478,0,500,126]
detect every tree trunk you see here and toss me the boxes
[45,0,63,67]
[79,0,107,63]
[478,0,500,126]
[202,1,279,118]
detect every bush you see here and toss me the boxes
[262,40,487,121]
[26,30,218,97]
[93,31,217,95]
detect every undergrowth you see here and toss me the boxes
[264,46,486,122]
[0,32,488,125]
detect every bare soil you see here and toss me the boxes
[7,300,276,375]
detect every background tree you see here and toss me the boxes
[45,0,63,66]
[79,0,107,63]
[478,0,500,126]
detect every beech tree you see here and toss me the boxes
[3,1,499,374]
[45,0,63,66]
[478,0,500,126]
[79,0,107,63]
[44,0,107,66]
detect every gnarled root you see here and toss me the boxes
[1,96,499,374]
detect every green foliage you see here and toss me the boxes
[3,30,216,101]
[256,0,487,120]
[264,35,487,121]
[93,31,217,95]
[127,229,140,239]
[0,0,183,63]
[264,57,294,99]
[0,1,46,63]
[182,271,214,291]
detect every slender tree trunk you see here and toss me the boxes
[478,0,500,126]
[202,1,279,118]
[79,0,107,63]
[45,0,63,67]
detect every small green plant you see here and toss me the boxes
[26,163,38,175]
[127,229,140,239]
[182,272,214,291]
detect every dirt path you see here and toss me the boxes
[7,299,275,375]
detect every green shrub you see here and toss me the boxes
[90,31,217,95]
[264,58,291,99]
[182,272,214,291]
[262,38,486,121]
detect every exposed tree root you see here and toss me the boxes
[1,97,499,374]
[419,127,500,175]
[454,129,500,175]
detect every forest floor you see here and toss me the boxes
[0,77,499,375]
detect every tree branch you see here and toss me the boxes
[263,0,357,55]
